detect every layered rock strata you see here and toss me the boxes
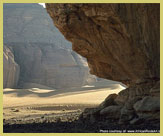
[3,45,20,88]
[9,42,91,89]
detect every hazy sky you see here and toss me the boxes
[38,3,45,8]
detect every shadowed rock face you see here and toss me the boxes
[46,4,160,85]
[46,4,160,125]
[3,45,20,88]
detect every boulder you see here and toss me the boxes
[100,105,122,119]
[99,93,118,108]
[133,96,160,119]
[150,81,160,97]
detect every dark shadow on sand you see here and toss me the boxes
[4,84,122,98]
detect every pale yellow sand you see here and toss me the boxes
[3,84,125,108]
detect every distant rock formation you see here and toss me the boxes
[3,3,96,89]
[46,4,160,126]
[9,43,92,89]
[3,4,71,48]
[3,45,20,88]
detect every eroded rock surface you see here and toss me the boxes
[3,3,96,89]
[46,4,160,85]
[9,43,91,89]
[46,3,160,125]
[3,45,20,88]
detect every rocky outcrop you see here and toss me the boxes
[10,43,91,89]
[79,81,160,126]
[3,45,20,88]
[3,3,97,89]
[46,4,160,85]
[46,4,160,125]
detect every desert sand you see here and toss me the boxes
[3,84,125,108]
[3,83,125,119]
[3,83,126,132]
[3,84,159,133]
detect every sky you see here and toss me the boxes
[38,3,46,8]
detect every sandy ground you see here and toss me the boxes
[3,84,160,133]
[3,83,125,124]
[3,84,125,108]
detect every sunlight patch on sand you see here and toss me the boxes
[3,84,125,108]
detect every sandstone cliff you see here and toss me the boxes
[3,3,96,89]
[10,42,91,89]
[46,4,160,85]
[3,45,20,88]
[46,4,160,125]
